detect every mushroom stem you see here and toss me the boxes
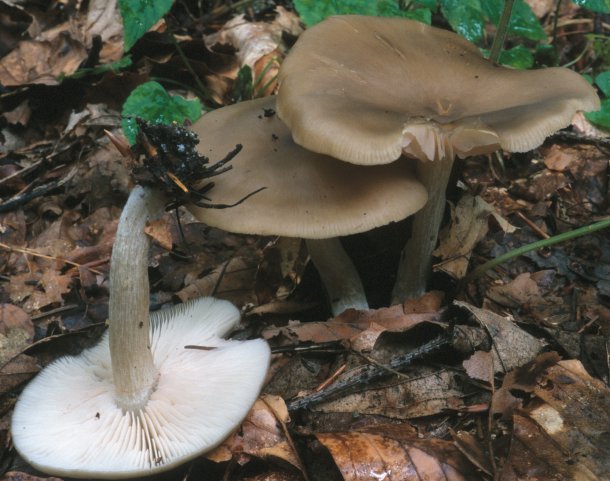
[109,185,166,411]
[305,238,369,316]
[391,158,454,302]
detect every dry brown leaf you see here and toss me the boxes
[315,368,464,420]
[455,302,545,373]
[0,354,39,396]
[434,195,515,280]
[177,255,258,307]
[205,7,302,95]
[0,304,34,366]
[2,472,63,481]
[522,360,610,478]
[491,352,560,420]
[316,432,478,481]
[462,350,494,383]
[9,270,72,313]
[255,237,308,304]
[207,395,301,471]
[263,303,443,346]
[0,25,87,86]
[145,218,173,252]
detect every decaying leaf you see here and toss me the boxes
[207,395,301,471]
[9,270,72,313]
[177,255,258,307]
[434,194,515,280]
[316,431,479,481]
[0,304,34,366]
[263,293,444,349]
[456,302,545,374]
[0,25,88,86]
[255,237,308,304]
[315,368,465,420]
[205,7,302,95]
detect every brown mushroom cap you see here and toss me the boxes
[188,96,427,239]
[277,15,601,165]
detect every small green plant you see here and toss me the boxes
[585,71,610,128]
[121,81,202,145]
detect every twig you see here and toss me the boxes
[0,166,77,213]
[287,332,453,411]
[515,211,549,239]
[0,242,104,275]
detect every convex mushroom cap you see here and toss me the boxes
[188,96,428,238]
[276,15,601,166]
[188,96,428,314]
[12,297,270,478]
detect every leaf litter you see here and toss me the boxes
[1,1,610,481]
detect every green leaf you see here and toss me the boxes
[440,0,485,43]
[119,0,174,51]
[293,0,427,25]
[481,0,546,41]
[411,0,437,8]
[121,81,202,144]
[231,65,254,103]
[585,99,610,128]
[594,71,610,97]
[572,0,610,13]
[498,45,534,68]
[534,43,558,67]
[403,7,432,24]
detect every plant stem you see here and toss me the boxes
[109,185,166,411]
[464,216,610,283]
[489,0,516,63]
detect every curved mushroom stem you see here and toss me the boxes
[305,238,369,316]
[391,158,453,303]
[110,185,166,411]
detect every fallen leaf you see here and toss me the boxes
[0,304,34,366]
[0,24,87,86]
[263,303,443,347]
[455,302,545,373]
[316,432,478,481]
[315,368,465,420]
[207,395,301,471]
[434,194,515,280]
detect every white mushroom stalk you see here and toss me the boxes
[109,185,163,410]
[11,184,270,477]
[305,238,368,314]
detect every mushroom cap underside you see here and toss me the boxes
[277,15,600,165]
[11,297,270,478]
[188,96,428,238]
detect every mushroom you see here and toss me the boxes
[275,15,600,301]
[187,96,428,315]
[11,181,270,476]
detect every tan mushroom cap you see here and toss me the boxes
[277,15,601,165]
[188,96,427,239]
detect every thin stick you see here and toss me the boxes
[489,0,516,64]
[0,242,104,275]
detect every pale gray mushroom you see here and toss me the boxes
[11,185,270,478]
[276,15,601,301]
[188,96,428,315]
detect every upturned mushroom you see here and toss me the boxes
[275,15,600,301]
[187,96,428,316]
[11,175,270,473]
